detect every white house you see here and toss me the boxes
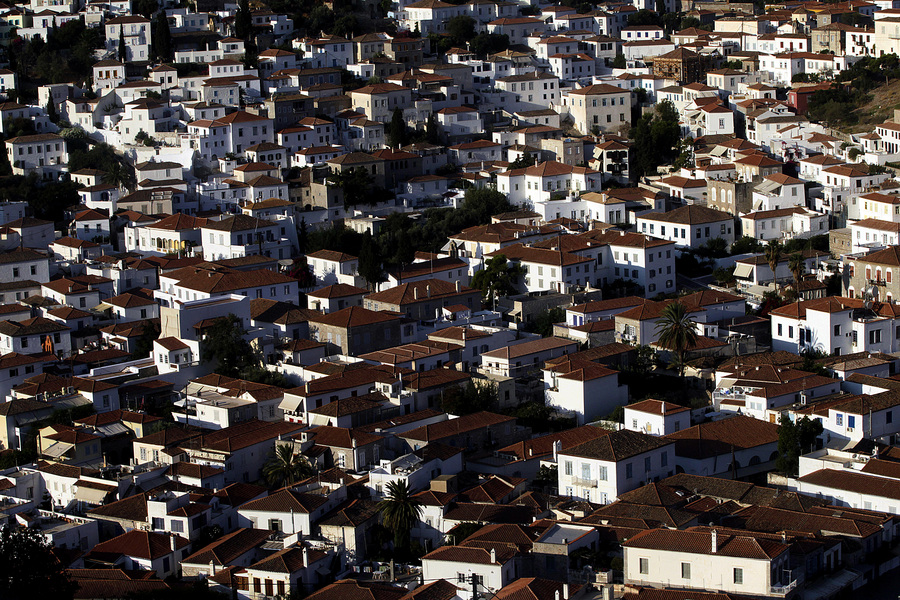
[543,358,628,425]
[740,206,829,242]
[637,205,735,250]
[623,399,692,436]
[557,429,674,503]
[770,296,900,356]
[623,527,793,597]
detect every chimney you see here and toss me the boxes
[563,584,569,600]
[781,531,786,544]
[661,401,666,415]
[414,287,419,300]
[711,529,717,553]
[303,546,309,567]
[170,534,178,552]
[490,548,496,563]
[427,284,431,298]
[455,280,460,292]
[555,592,560,600]
[209,560,216,575]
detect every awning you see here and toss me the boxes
[75,485,112,504]
[42,442,71,459]
[733,263,754,279]
[279,397,303,413]
[93,302,113,311]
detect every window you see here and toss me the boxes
[625,463,633,479]
[733,568,743,585]
[644,456,651,472]
[682,563,691,579]
[269,519,282,531]
[171,520,184,533]
[581,463,591,479]
[834,324,841,336]
[836,413,843,426]
[639,558,649,574]
[598,465,607,480]
[564,460,572,475]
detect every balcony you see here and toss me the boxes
[572,477,597,488]
[770,579,799,596]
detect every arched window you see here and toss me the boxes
[866,266,872,280]
[888,270,893,284]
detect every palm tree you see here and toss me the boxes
[764,240,783,294]
[655,301,698,377]
[788,252,805,298]
[376,480,424,558]
[263,444,314,489]
[103,160,135,192]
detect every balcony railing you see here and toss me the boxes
[572,477,597,488]
[770,579,799,596]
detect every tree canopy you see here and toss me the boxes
[200,314,255,377]
[263,445,315,488]
[0,525,75,600]
[777,415,823,477]
[235,0,253,39]
[152,13,173,62]
[472,255,524,305]
[441,381,498,415]
[376,480,424,559]
[327,167,392,207]
[308,187,512,262]
[654,301,698,376]
[630,100,681,179]
[387,107,408,148]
